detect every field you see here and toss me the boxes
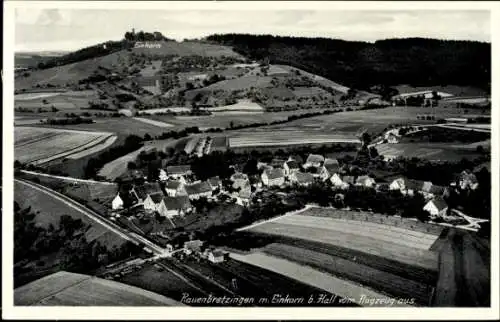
[261,243,433,305]
[15,127,117,165]
[228,130,360,148]
[35,117,171,136]
[244,208,440,271]
[15,271,181,306]
[98,138,181,180]
[230,252,412,307]
[259,106,490,135]
[14,179,127,249]
[132,117,174,128]
[147,108,337,130]
[276,65,349,94]
[394,85,489,98]
[376,143,485,161]
[206,99,264,112]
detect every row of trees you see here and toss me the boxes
[84,135,143,179]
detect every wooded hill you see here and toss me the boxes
[205,34,491,91]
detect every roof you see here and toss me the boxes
[306,154,324,164]
[208,176,222,187]
[134,183,163,200]
[210,250,225,257]
[185,181,212,195]
[430,197,448,211]
[324,158,340,173]
[294,172,314,184]
[149,192,164,204]
[166,165,191,174]
[165,180,182,190]
[14,271,182,306]
[162,195,191,210]
[285,160,300,169]
[356,175,374,184]
[430,185,446,195]
[289,154,304,164]
[264,168,285,180]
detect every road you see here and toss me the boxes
[20,170,116,185]
[15,178,167,255]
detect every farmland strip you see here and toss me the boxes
[262,243,432,305]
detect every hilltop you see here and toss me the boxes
[205,34,491,92]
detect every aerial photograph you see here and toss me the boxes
[11,5,492,309]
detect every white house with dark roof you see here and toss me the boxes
[143,192,164,212]
[423,197,448,217]
[261,168,285,187]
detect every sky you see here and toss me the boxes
[15,9,491,52]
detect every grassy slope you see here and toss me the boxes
[14,180,127,249]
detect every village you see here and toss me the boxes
[106,146,487,262]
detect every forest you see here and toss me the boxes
[206,34,491,91]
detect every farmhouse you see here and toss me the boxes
[166,165,192,178]
[185,181,213,200]
[389,178,406,192]
[304,154,324,168]
[261,168,285,187]
[165,180,187,197]
[283,160,301,176]
[323,158,340,174]
[355,175,376,188]
[330,173,349,189]
[157,196,192,218]
[111,193,124,210]
[290,172,315,187]
[184,240,205,255]
[271,158,288,168]
[143,192,164,212]
[206,249,226,263]
[111,188,139,210]
[423,197,449,217]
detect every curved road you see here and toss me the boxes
[15,179,167,255]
